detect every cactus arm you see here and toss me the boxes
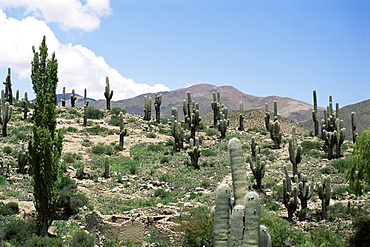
[312,90,319,136]
[213,184,231,247]
[318,175,331,219]
[188,137,201,169]
[243,191,261,247]
[104,155,110,178]
[351,112,357,143]
[104,76,113,110]
[154,94,162,123]
[61,87,66,106]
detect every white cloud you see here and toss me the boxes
[0,0,112,31]
[0,9,170,100]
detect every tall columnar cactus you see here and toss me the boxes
[264,103,271,131]
[104,155,110,178]
[247,145,266,191]
[283,165,298,221]
[351,112,357,143]
[70,89,77,107]
[104,76,113,110]
[119,112,127,149]
[312,90,319,136]
[334,118,345,158]
[288,126,302,176]
[229,138,248,205]
[83,104,88,127]
[213,185,271,247]
[3,67,13,105]
[269,117,282,148]
[211,91,221,126]
[221,105,230,126]
[188,137,201,169]
[171,107,178,121]
[318,175,331,219]
[0,101,13,137]
[323,130,335,160]
[218,112,228,138]
[22,92,28,120]
[238,101,244,131]
[16,90,19,101]
[17,143,28,174]
[154,94,162,123]
[189,103,201,140]
[143,96,152,121]
[84,88,89,107]
[251,137,257,158]
[170,115,184,152]
[273,100,277,117]
[61,87,66,106]
[183,91,195,125]
[297,174,315,219]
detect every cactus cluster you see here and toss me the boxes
[247,144,266,191]
[318,175,331,219]
[282,165,298,222]
[0,90,13,137]
[3,67,13,105]
[297,174,315,219]
[170,108,184,152]
[17,142,28,174]
[104,76,113,110]
[188,137,200,169]
[70,89,77,107]
[154,94,162,123]
[288,126,302,176]
[269,117,282,149]
[211,91,221,125]
[61,87,66,106]
[143,96,152,121]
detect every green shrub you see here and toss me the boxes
[3,217,37,246]
[201,149,217,157]
[309,227,346,247]
[0,175,6,185]
[154,189,170,199]
[85,125,109,135]
[91,144,114,155]
[108,115,121,126]
[146,132,157,138]
[85,107,105,119]
[27,235,64,247]
[111,107,126,115]
[206,128,218,136]
[160,156,170,164]
[350,212,370,246]
[62,152,82,164]
[64,126,78,133]
[3,146,13,155]
[69,230,95,247]
[301,140,321,153]
[331,158,350,173]
[0,201,19,216]
[320,166,332,174]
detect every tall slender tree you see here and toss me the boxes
[28,36,64,236]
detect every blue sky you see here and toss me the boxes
[0,0,369,107]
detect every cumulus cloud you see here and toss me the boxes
[0,0,112,31]
[0,9,170,100]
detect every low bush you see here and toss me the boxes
[85,107,105,119]
[3,217,37,246]
[0,201,19,216]
[69,230,95,247]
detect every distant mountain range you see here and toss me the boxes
[58,83,369,137]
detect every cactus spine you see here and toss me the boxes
[238,101,244,131]
[334,118,345,158]
[218,112,228,138]
[288,126,302,176]
[0,99,13,137]
[213,184,231,246]
[229,138,248,205]
[318,175,331,219]
[70,89,77,107]
[188,137,200,169]
[104,76,113,110]
[17,143,28,174]
[351,112,357,143]
[143,96,152,121]
[269,117,282,148]
[247,145,266,191]
[170,112,184,152]
[3,67,13,105]
[119,112,127,149]
[61,87,66,106]
[312,90,319,136]
[189,104,201,140]
[283,165,298,221]
[211,91,221,126]
[154,94,162,123]
[22,92,28,120]
[104,155,110,178]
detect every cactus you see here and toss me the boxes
[83,104,88,127]
[16,89,19,101]
[351,112,357,143]
[312,90,319,136]
[170,115,184,152]
[323,130,335,160]
[264,103,271,131]
[84,88,89,107]
[244,191,261,246]
[104,155,110,178]
[17,143,28,174]
[0,101,13,137]
[171,107,178,121]
[188,137,201,169]
[251,137,257,158]
[119,112,127,149]
[70,89,77,107]
[238,101,244,131]
[318,175,331,219]
[3,67,13,105]
[229,138,248,205]
[143,96,152,121]
[218,112,227,138]
[247,145,267,191]
[213,184,231,246]
[183,91,195,125]
[22,92,28,120]
[269,117,282,149]
[273,100,277,117]
[297,174,315,219]
[211,91,221,125]
[229,204,244,246]
[334,118,345,158]
[288,126,302,176]
[154,94,162,123]
[61,87,66,106]
[189,105,201,140]
[104,76,113,110]
[283,165,298,221]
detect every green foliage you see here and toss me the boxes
[3,217,37,246]
[350,212,370,246]
[309,227,346,247]
[62,152,82,164]
[91,143,114,155]
[69,230,95,247]
[85,106,105,119]
[111,107,126,115]
[330,158,350,173]
[0,201,19,216]
[146,132,157,138]
[346,128,370,195]
[320,166,332,174]
[300,140,321,153]
[85,125,109,134]
[201,149,217,157]
[26,235,64,247]
[174,207,213,247]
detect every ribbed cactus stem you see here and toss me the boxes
[154,94,162,123]
[3,67,13,105]
[17,143,28,174]
[247,145,266,191]
[218,112,227,138]
[16,90,19,101]
[283,165,298,221]
[298,174,315,211]
[213,184,231,247]
[251,137,257,158]
[143,96,152,121]
[104,76,113,110]
[170,117,183,152]
[334,118,345,158]
[323,130,335,160]
[289,126,302,176]
[273,100,277,116]
[62,87,66,106]
[84,88,89,106]
[1,101,13,137]
[318,175,331,219]
[22,92,28,120]
[189,106,201,140]
[83,104,87,127]
[104,155,110,178]
[228,138,248,205]
[230,205,245,246]
[312,90,319,136]
[70,89,77,107]
[351,112,357,143]
[259,225,272,247]
[243,191,261,247]
[269,117,282,148]
[238,101,244,131]
[188,137,201,169]
[171,107,178,121]
[119,112,127,149]
[211,91,221,125]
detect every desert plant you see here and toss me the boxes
[104,155,110,178]
[318,175,331,219]
[143,95,152,121]
[70,89,77,107]
[247,145,267,191]
[0,96,13,137]
[269,117,282,149]
[170,113,184,152]
[282,165,298,222]
[297,174,315,220]
[22,92,28,120]
[312,89,319,136]
[154,94,162,123]
[17,142,28,174]
[238,101,244,131]
[119,112,127,149]
[69,230,95,247]
[61,86,66,106]
[217,112,227,138]
[104,76,113,110]
[3,67,13,105]
[211,91,221,126]
[288,127,302,176]
[188,137,201,169]
[351,112,357,143]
